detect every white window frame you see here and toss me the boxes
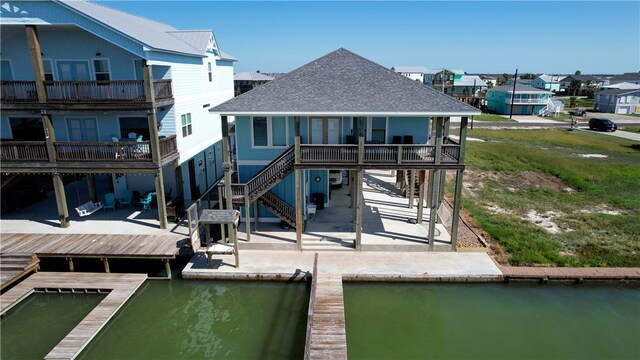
[250,116,289,148]
[181,113,192,138]
[366,116,388,143]
[207,62,213,82]
[132,59,145,80]
[42,58,55,81]
[54,59,91,80]
[91,58,111,81]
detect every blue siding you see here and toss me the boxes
[158,106,175,137]
[51,114,119,141]
[0,115,13,138]
[388,117,429,144]
[2,1,146,59]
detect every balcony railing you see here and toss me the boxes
[0,141,48,161]
[299,144,460,166]
[1,80,172,104]
[0,135,177,164]
[504,97,548,104]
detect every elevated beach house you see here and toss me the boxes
[0,0,235,228]
[485,84,552,115]
[210,48,480,250]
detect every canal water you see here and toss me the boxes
[344,283,640,360]
[1,293,105,360]
[3,279,638,359]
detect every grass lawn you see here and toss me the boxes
[460,128,640,267]
[473,113,517,122]
[625,113,640,118]
[541,112,587,122]
[621,126,640,133]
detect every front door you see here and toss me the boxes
[310,117,341,144]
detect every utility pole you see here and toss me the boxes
[509,67,518,119]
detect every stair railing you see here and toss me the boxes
[260,190,296,227]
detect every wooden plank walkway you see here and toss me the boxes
[1,272,147,360]
[501,266,640,282]
[0,253,39,290]
[305,273,348,359]
[0,233,184,259]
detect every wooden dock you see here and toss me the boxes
[0,253,39,290]
[1,272,147,360]
[305,257,348,360]
[0,233,184,284]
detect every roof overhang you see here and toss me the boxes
[210,111,481,117]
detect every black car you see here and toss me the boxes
[588,118,617,132]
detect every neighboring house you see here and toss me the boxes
[0,0,236,228]
[560,75,606,95]
[485,84,552,115]
[531,74,566,92]
[210,48,480,251]
[594,89,640,114]
[392,66,429,84]
[599,82,640,91]
[423,68,465,91]
[481,75,498,88]
[449,75,487,106]
[608,72,640,85]
[234,72,274,95]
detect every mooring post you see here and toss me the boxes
[67,257,74,272]
[164,259,172,279]
[102,258,110,273]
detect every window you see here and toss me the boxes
[93,59,110,81]
[207,62,212,82]
[371,117,386,144]
[119,117,149,140]
[0,59,13,80]
[42,59,54,81]
[67,117,98,141]
[252,116,288,147]
[181,113,192,137]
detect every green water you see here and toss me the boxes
[1,293,105,360]
[77,279,309,359]
[344,283,640,360]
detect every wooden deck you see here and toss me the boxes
[0,253,40,290]
[0,233,183,259]
[305,272,348,359]
[0,272,147,360]
[0,233,183,286]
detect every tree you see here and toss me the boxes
[575,70,582,76]
[569,79,582,96]
[498,73,510,86]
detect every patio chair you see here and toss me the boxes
[138,192,153,211]
[103,193,116,211]
[120,189,134,208]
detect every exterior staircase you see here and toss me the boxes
[224,146,298,227]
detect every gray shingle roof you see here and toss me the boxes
[234,72,275,81]
[597,88,640,96]
[211,48,480,116]
[59,0,211,57]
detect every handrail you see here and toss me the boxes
[260,190,296,226]
[0,81,38,102]
[245,146,295,201]
[0,141,48,161]
[54,141,152,162]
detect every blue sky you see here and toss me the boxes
[99,1,640,75]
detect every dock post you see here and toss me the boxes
[408,170,415,208]
[218,185,226,242]
[244,185,251,242]
[164,259,172,279]
[67,257,74,272]
[102,258,110,273]
[417,170,425,224]
[254,201,259,232]
[294,116,303,251]
[450,116,468,250]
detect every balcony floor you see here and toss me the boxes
[0,177,188,237]
[235,170,452,251]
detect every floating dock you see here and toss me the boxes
[1,272,147,360]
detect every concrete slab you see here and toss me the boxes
[182,250,503,281]
[502,115,563,123]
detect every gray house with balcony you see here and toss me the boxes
[594,89,640,114]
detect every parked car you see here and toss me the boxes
[588,118,617,132]
[329,170,343,188]
[569,108,587,116]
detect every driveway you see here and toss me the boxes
[585,112,640,124]
[578,128,640,141]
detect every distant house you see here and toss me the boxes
[599,82,640,91]
[392,66,429,83]
[608,72,640,86]
[485,84,552,115]
[594,89,640,114]
[531,74,566,92]
[424,68,465,92]
[560,75,606,95]
[234,72,274,95]
[481,75,498,88]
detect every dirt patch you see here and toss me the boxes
[523,210,571,234]
[578,154,608,158]
[463,169,574,196]
[578,205,623,216]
